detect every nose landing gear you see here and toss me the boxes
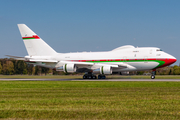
[151,70,156,79]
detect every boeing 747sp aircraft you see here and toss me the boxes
[9,24,177,79]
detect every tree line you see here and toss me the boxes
[0,58,66,75]
[0,58,179,75]
[135,65,180,75]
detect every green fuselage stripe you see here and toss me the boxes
[23,38,35,40]
[85,60,165,69]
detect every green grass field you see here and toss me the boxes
[1,75,180,79]
[0,81,180,119]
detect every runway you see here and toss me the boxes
[1,78,180,81]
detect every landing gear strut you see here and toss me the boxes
[83,72,97,79]
[151,70,156,79]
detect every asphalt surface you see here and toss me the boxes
[1,78,180,81]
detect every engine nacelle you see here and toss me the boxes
[63,64,77,73]
[100,66,112,74]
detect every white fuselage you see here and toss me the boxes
[25,46,176,72]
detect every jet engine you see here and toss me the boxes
[63,64,77,73]
[100,66,112,74]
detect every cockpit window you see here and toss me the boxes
[156,49,163,51]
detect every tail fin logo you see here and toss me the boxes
[22,35,40,40]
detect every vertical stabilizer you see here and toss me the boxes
[17,24,57,56]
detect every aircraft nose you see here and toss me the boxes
[171,57,177,64]
[170,54,176,62]
[159,54,177,68]
[167,55,177,65]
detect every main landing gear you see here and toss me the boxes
[83,72,106,79]
[98,74,106,79]
[151,70,156,79]
[83,72,97,79]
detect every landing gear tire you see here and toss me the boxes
[151,75,155,79]
[88,75,92,79]
[102,75,106,79]
[83,75,87,79]
[98,74,106,79]
[92,75,97,79]
[98,75,102,79]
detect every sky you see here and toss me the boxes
[0,0,180,65]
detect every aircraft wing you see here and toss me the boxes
[56,61,136,73]
[55,60,128,68]
[6,55,132,72]
[5,56,128,68]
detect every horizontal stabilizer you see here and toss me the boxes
[6,55,58,63]
[6,55,26,60]
[28,59,58,63]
